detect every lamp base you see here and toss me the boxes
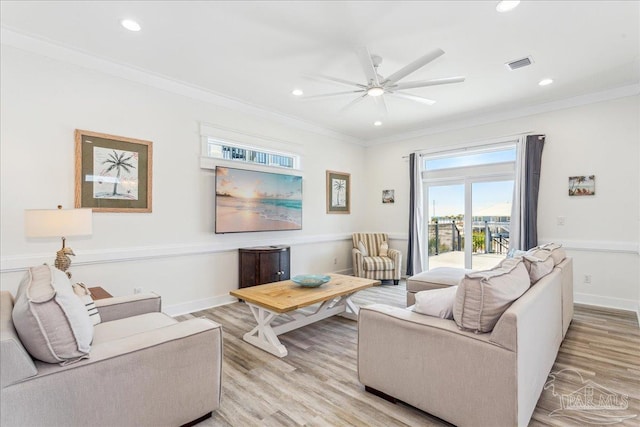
[55,237,75,279]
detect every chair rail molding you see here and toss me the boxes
[0,233,353,273]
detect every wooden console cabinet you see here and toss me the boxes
[239,245,290,289]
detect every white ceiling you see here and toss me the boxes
[1,1,639,144]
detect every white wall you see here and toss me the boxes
[365,95,640,311]
[0,45,365,313]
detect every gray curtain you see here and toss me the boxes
[406,153,424,275]
[510,135,545,251]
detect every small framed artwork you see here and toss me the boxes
[75,129,153,212]
[568,175,595,196]
[382,189,395,204]
[326,170,350,214]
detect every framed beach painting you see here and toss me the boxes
[382,189,395,204]
[75,129,152,212]
[215,166,302,233]
[568,175,595,196]
[326,170,350,214]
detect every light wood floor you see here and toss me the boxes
[178,282,640,426]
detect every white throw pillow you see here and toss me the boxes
[453,257,530,333]
[357,241,368,256]
[414,286,458,319]
[379,242,389,257]
[12,265,93,365]
[73,283,102,326]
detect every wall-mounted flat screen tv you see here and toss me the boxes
[215,166,302,233]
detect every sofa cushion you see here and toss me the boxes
[538,243,567,266]
[414,286,457,319]
[93,312,177,344]
[523,249,555,284]
[12,265,93,364]
[407,267,472,292]
[453,258,530,333]
[363,256,394,271]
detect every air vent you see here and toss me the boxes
[505,56,533,71]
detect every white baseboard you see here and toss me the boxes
[574,292,639,313]
[164,294,237,317]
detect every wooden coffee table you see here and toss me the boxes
[230,274,379,357]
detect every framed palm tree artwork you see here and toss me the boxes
[326,170,350,214]
[75,129,153,212]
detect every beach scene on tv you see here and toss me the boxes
[215,167,302,233]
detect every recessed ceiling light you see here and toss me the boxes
[496,1,520,13]
[539,78,554,86]
[373,121,382,126]
[291,89,304,96]
[121,19,141,32]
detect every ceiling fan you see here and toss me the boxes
[304,47,465,115]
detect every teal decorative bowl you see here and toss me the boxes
[291,274,331,288]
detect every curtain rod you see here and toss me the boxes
[402,130,536,158]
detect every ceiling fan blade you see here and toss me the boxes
[391,76,466,91]
[374,95,388,116]
[305,74,366,89]
[340,93,368,112]
[358,46,380,86]
[387,91,436,106]
[302,90,366,100]
[382,48,445,85]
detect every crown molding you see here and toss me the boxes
[366,83,640,146]
[0,26,363,146]
[3,26,638,150]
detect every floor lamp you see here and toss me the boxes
[25,205,93,278]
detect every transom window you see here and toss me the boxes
[205,137,299,170]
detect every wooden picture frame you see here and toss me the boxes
[326,170,350,214]
[75,129,153,212]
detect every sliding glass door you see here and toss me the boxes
[423,145,516,271]
[426,183,465,269]
[471,180,514,270]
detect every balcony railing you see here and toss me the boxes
[428,219,510,256]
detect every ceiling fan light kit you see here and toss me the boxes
[367,87,385,97]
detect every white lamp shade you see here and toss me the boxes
[25,208,93,238]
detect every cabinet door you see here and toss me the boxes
[279,250,290,281]
[239,251,257,288]
[259,252,281,284]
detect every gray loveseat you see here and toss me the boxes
[1,289,223,427]
[358,257,573,427]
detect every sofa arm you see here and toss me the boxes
[1,318,222,427]
[95,293,161,322]
[352,248,364,277]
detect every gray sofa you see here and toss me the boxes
[1,290,223,427]
[358,258,573,427]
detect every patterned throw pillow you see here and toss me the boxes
[73,283,102,326]
[379,242,389,257]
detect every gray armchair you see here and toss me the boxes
[1,290,222,427]
[352,233,402,285]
